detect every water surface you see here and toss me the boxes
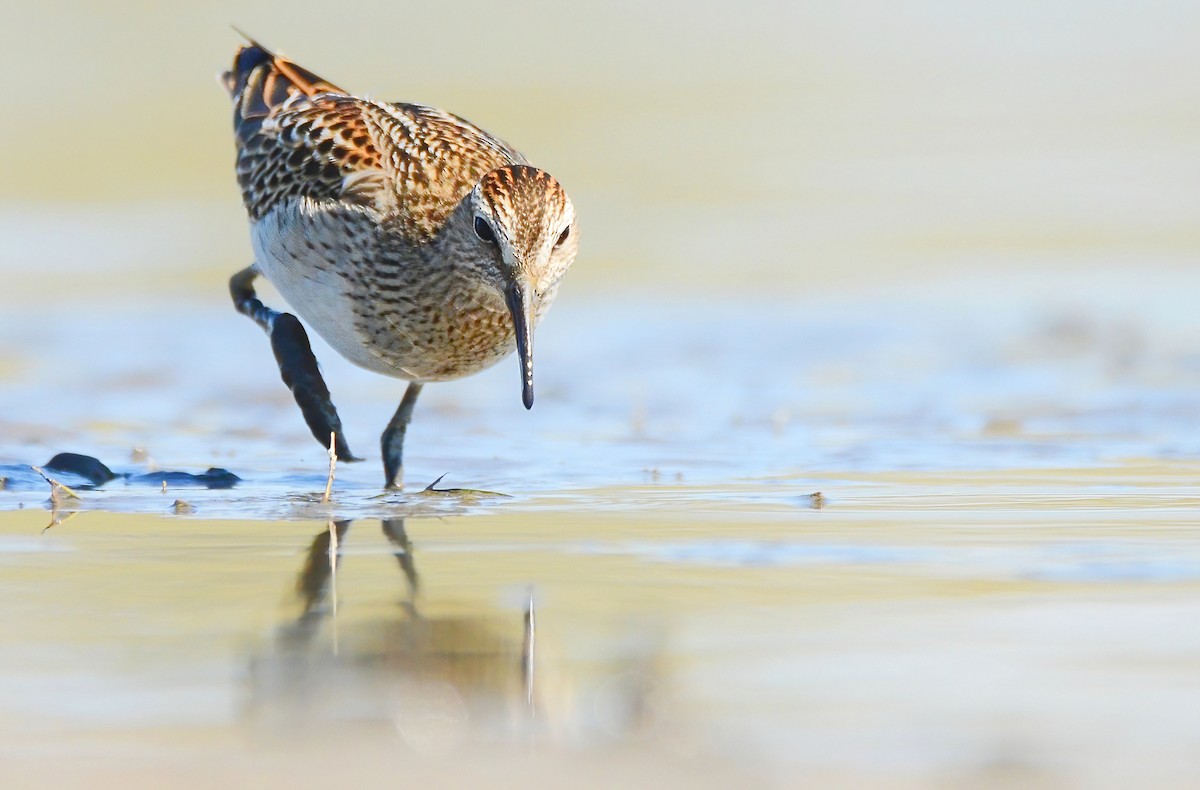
[3,2,1200,785]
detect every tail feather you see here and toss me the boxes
[224,36,344,143]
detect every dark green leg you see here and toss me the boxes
[381,382,423,489]
[230,265,360,462]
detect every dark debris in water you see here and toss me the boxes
[37,452,241,490]
[44,453,116,486]
[418,473,510,500]
[1,454,517,522]
[135,468,241,490]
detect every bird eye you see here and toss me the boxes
[474,216,497,243]
[555,226,570,247]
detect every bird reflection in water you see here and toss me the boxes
[245,518,538,752]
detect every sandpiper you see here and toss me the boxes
[222,40,578,489]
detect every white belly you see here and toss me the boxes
[250,203,420,380]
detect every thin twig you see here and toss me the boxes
[322,431,337,503]
[42,508,80,534]
[327,519,340,656]
[523,587,537,715]
[30,466,82,506]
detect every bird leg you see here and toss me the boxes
[382,382,423,489]
[230,265,361,462]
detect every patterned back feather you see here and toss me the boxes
[224,41,527,239]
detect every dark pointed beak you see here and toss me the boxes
[505,279,536,409]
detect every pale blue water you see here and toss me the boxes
[2,1,1200,782]
[4,269,1199,522]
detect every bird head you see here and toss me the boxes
[461,164,577,409]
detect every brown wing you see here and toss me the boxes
[225,42,385,219]
[223,42,344,142]
[224,42,526,239]
[364,102,528,239]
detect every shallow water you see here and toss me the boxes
[5,273,1200,786]
[4,1,1200,785]
[4,486,1200,787]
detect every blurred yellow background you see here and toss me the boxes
[2,0,1197,301]
[3,7,1200,785]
